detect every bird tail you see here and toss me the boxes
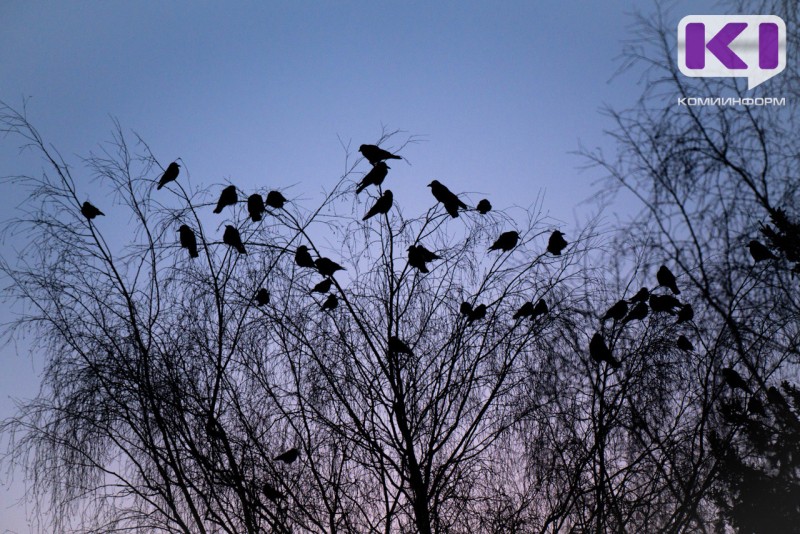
[190,250,199,258]
[355,182,366,194]
[156,182,163,190]
[389,155,402,160]
[213,207,222,214]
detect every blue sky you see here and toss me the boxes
[0,1,720,531]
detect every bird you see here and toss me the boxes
[388,336,414,356]
[178,224,199,258]
[247,194,266,222]
[407,245,441,273]
[262,482,284,502]
[622,302,648,323]
[157,162,180,190]
[363,190,393,221]
[468,304,487,323]
[601,300,628,322]
[255,288,270,306]
[311,278,332,294]
[81,201,104,220]
[213,185,237,214]
[767,386,788,408]
[629,287,649,303]
[649,294,682,314]
[321,294,338,311]
[589,332,621,369]
[295,246,316,268]
[488,231,519,252]
[266,191,287,209]
[749,239,777,262]
[359,144,402,165]
[274,447,300,464]
[223,225,246,254]
[676,304,694,324]
[748,396,765,416]
[355,161,390,193]
[657,265,680,295]
[428,180,467,218]
[531,299,548,319]
[315,257,344,277]
[476,199,492,214]
[677,335,694,352]
[460,301,473,316]
[547,231,568,255]
[721,367,750,393]
[513,302,535,320]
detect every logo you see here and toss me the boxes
[678,15,786,90]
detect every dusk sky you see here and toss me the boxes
[0,1,721,531]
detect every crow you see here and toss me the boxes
[356,161,390,194]
[321,294,338,311]
[428,180,467,218]
[363,190,393,221]
[488,231,519,252]
[266,190,287,209]
[311,278,333,294]
[721,367,751,393]
[589,332,621,369]
[460,301,473,316]
[247,194,266,222]
[157,162,180,190]
[476,199,492,214]
[531,299,548,319]
[601,300,628,322]
[179,224,199,258]
[295,246,316,268]
[547,231,568,255]
[316,257,344,277]
[677,335,694,352]
[767,386,788,408]
[388,336,414,356]
[749,239,777,262]
[468,304,487,323]
[223,225,246,254]
[623,302,648,323]
[359,144,402,165]
[255,288,270,306]
[274,447,300,464]
[513,302,535,319]
[650,294,682,314]
[213,185,237,214]
[657,265,680,295]
[262,482,284,501]
[81,201,104,220]
[407,245,441,273]
[629,287,649,303]
[676,303,694,324]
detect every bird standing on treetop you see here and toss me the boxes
[255,288,270,306]
[274,447,300,464]
[428,180,468,218]
[266,191,287,209]
[359,144,402,165]
[178,224,199,258]
[602,300,628,322]
[589,332,621,369]
[311,278,332,294]
[623,302,648,324]
[476,199,492,214]
[468,304,487,323]
[223,225,246,254]
[388,336,414,356]
[321,294,338,311]
[547,231,568,255]
[157,162,180,190]
[356,161,390,194]
[721,367,751,393]
[213,185,237,214]
[363,190,393,221]
[657,265,680,295]
[407,245,441,273]
[247,194,265,222]
[315,257,344,277]
[81,201,104,220]
[749,239,777,262]
[488,231,519,252]
[295,246,315,268]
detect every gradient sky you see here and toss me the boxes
[0,1,722,531]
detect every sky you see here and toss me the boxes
[0,1,723,531]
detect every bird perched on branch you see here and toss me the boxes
[748,239,777,262]
[650,294,682,314]
[513,301,535,320]
[356,162,390,194]
[547,231,568,255]
[721,367,751,393]
[629,287,649,303]
[676,304,694,324]
[657,265,680,295]
[531,299,548,319]
[295,246,315,268]
[601,300,628,322]
[468,304,487,323]
[274,447,300,464]
[157,162,180,190]
[178,225,198,258]
[428,180,467,218]
[359,144,402,165]
[315,257,344,277]
[223,225,246,254]
[247,194,265,222]
[321,294,339,311]
[489,231,519,252]
[266,191,287,209]
[262,482,284,501]
[677,335,694,352]
[81,201,104,220]
[460,301,473,316]
[363,190,393,221]
[623,302,648,324]
[388,336,414,356]
[255,288,270,306]
[311,278,332,294]
[407,244,441,273]
[476,199,492,214]
[589,332,621,369]
[213,185,237,214]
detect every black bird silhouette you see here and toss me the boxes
[388,336,414,356]
[363,190,393,221]
[262,482,284,501]
[623,302,648,323]
[428,180,467,218]
[748,239,777,262]
[223,225,246,254]
[721,367,751,393]
[589,332,621,368]
[531,299,548,319]
[81,201,104,220]
[489,231,519,252]
[601,300,628,322]
[513,302,535,319]
[311,278,333,294]
[359,144,402,165]
[460,301,473,316]
[407,245,441,273]
[657,265,680,295]
[676,304,694,324]
[650,294,682,314]
[295,246,316,268]
[356,161,390,194]
[213,185,237,214]
[274,447,300,464]
[157,162,180,190]
[266,190,287,209]
[629,287,650,303]
[255,288,270,306]
[468,304,487,323]
[316,257,344,277]
[476,199,492,214]
[677,335,694,352]
[767,386,788,407]
[547,231,568,255]
[179,224,199,258]
[247,194,265,222]
[321,294,339,311]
